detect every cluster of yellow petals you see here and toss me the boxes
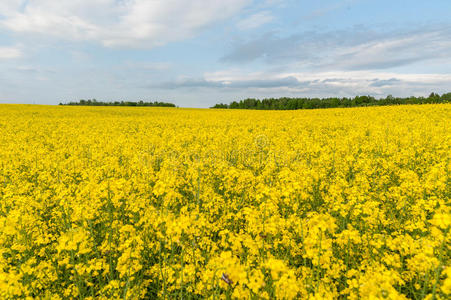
[0,104,449,299]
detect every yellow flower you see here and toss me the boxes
[0,104,449,298]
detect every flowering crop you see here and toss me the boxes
[0,104,449,299]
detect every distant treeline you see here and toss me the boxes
[59,99,176,107]
[211,92,451,110]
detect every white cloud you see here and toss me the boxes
[157,69,451,97]
[0,46,22,59]
[0,0,252,48]
[206,69,451,86]
[237,11,274,30]
[0,1,23,14]
[328,30,451,70]
[221,26,451,71]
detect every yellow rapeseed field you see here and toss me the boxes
[0,104,450,299]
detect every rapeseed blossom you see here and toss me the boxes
[0,104,449,299]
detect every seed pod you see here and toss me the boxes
[221,273,233,285]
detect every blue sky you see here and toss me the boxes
[1,0,451,107]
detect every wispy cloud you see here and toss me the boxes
[152,70,451,98]
[369,78,401,87]
[237,11,274,30]
[154,76,301,89]
[0,0,252,48]
[123,61,173,71]
[0,46,22,59]
[221,25,451,71]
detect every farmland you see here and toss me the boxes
[0,104,450,299]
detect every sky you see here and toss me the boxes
[0,0,451,107]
